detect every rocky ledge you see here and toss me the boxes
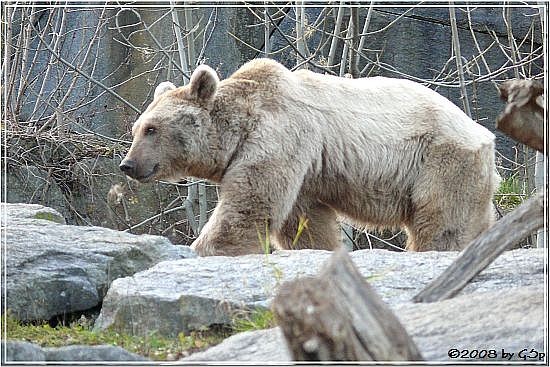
[94,247,544,338]
[3,203,546,363]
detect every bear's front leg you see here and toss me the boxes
[190,161,308,256]
[189,197,277,256]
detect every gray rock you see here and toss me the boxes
[397,286,545,362]
[182,328,289,362]
[3,341,46,362]
[95,248,544,337]
[181,286,544,362]
[44,345,148,361]
[3,202,66,225]
[3,341,148,362]
[3,203,196,321]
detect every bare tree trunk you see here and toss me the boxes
[449,4,472,118]
[264,4,271,57]
[348,5,360,78]
[327,3,345,71]
[357,1,374,54]
[273,248,423,361]
[184,4,196,70]
[183,183,199,237]
[170,1,190,84]
[2,4,14,121]
[198,182,207,233]
[295,1,308,69]
[339,9,352,76]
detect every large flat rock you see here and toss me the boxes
[181,286,545,362]
[3,203,195,321]
[94,247,544,337]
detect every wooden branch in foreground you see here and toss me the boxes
[497,79,544,154]
[272,248,423,362]
[414,192,544,303]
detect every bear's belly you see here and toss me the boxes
[314,177,414,229]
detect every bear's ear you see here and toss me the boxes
[154,81,177,99]
[188,65,219,102]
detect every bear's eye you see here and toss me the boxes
[144,126,157,136]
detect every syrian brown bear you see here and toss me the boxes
[120,59,500,256]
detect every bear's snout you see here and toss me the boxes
[119,158,160,182]
[119,159,137,176]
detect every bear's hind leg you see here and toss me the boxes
[404,218,463,252]
[274,203,341,251]
[406,143,496,251]
[405,177,476,251]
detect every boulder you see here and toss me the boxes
[3,341,147,362]
[3,203,195,321]
[181,286,544,362]
[94,248,544,337]
[182,328,288,362]
[398,286,544,362]
[44,345,148,361]
[3,341,46,362]
[5,202,66,225]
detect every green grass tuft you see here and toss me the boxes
[231,308,276,333]
[34,212,63,223]
[3,313,229,361]
[257,219,271,255]
[494,174,525,210]
[292,216,309,247]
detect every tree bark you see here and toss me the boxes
[414,192,544,303]
[273,247,423,361]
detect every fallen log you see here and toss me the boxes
[497,79,544,154]
[272,247,423,361]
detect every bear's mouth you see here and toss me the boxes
[136,164,160,183]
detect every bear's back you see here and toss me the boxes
[228,58,291,84]
[222,59,494,151]
[291,69,494,149]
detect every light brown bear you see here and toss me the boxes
[120,59,500,256]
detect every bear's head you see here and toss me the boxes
[119,65,220,183]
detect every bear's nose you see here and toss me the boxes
[119,159,136,176]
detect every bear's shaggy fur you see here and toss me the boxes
[120,59,500,256]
